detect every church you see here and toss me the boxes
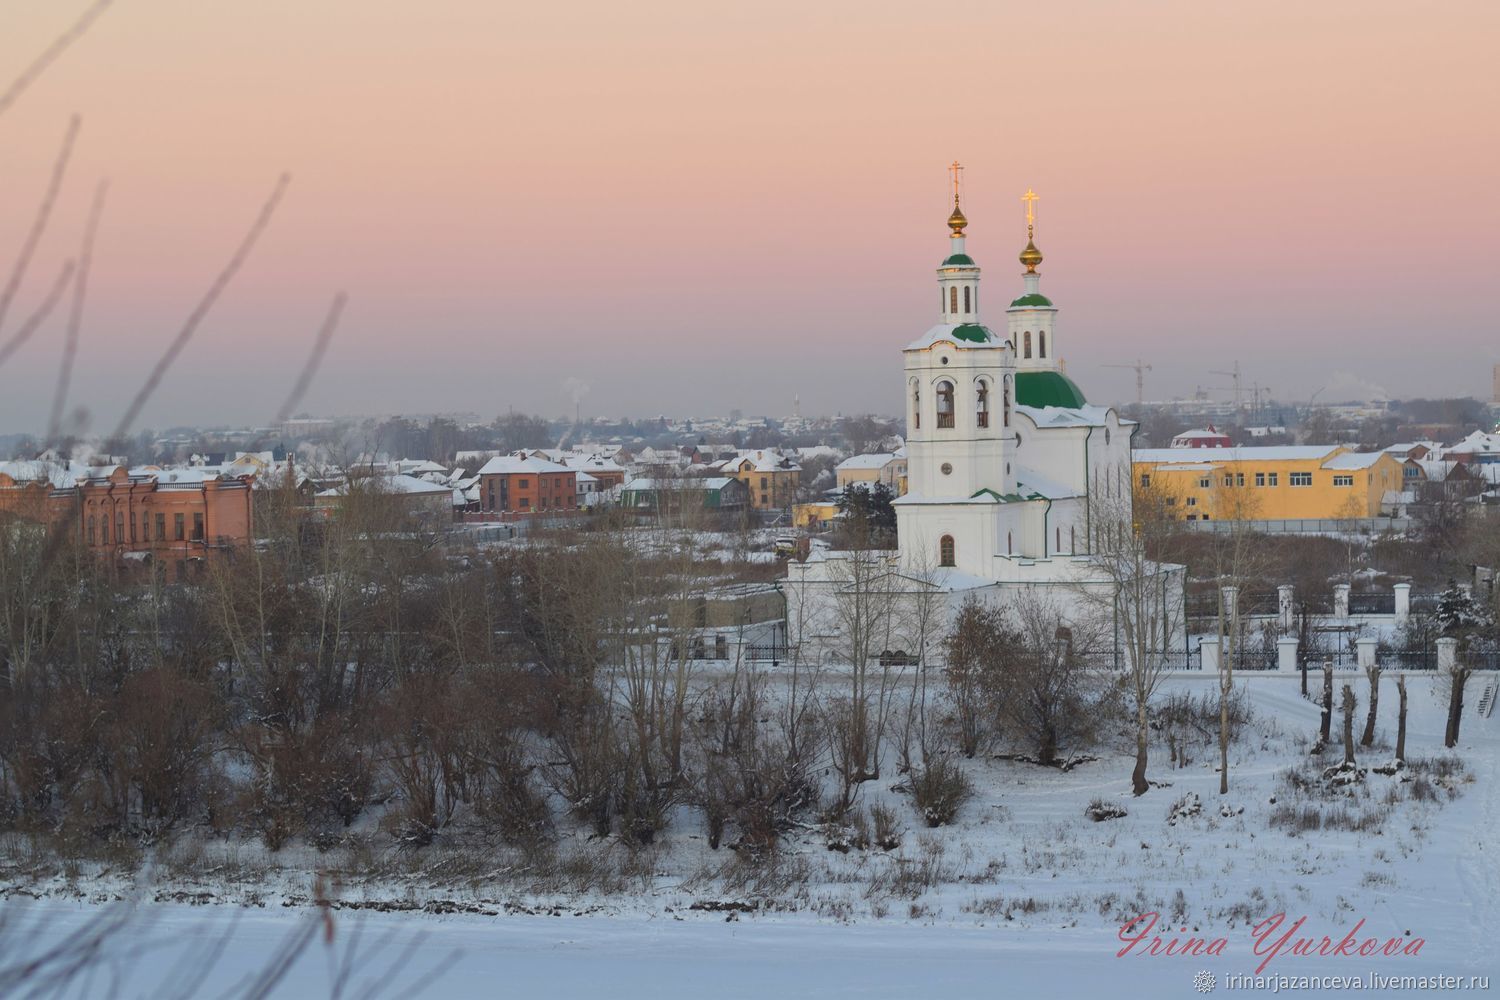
[783,171,1173,662]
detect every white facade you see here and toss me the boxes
[783,189,1176,663]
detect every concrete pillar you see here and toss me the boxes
[1393,583,1411,627]
[1278,584,1295,631]
[1334,583,1351,620]
[1277,636,1300,673]
[1437,636,1458,673]
[1356,637,1378,671]
[1221,585,1239,621]
[1200,637,1221,675]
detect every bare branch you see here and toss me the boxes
[273,291,347,425]
[48,178,108,443]
[112,172,292,439]
[0,114,80,336]
[0,1,114,118]
[0,258,76,368]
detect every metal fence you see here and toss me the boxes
[1349,592,1396,615]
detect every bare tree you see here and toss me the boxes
[1360,661,1381,747]
[1083,478,1186,795]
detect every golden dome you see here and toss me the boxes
[947,204,967,236]
[1019,235,1043,273]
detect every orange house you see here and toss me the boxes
[477,452,578,513]
[0,461,254,576]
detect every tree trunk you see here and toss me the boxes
[1341,684,1356,766]
[1319,661,1334,745]
[1218,668,1230,795]
[1360,665,1380,747]
[1132,698,1149,796]
[1445,667,1467,749]
[1395,673,1407,762]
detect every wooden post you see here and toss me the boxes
[1341,684,1356,766]
[1395,673,1407,762]
[1360,663,1380,747]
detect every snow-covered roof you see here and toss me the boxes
[1015,404,1118,429]
[477,453,573,476]
[1320,451,1389,471]
[1133,445,1341,464]
[836,453,897,471]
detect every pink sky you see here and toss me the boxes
[1,0,1497,433]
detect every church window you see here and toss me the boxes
[1070,525,1076,552]
[950,287,958,313]
[1003,375,1012,427]
[912,381,921,429]
[1039,331,1047,358]
[976,380,990,428]
[100,516,108,544]
[963,286,971,313]
[1055,527,1060,552]
[1007,531,1013,555]
[936,381,955,428]
[939,534,955,567]
[1023,331,1032,359]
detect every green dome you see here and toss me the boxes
[951,323,992,344]
[941,253,976,266]
[1015,370,1087,408]
[1009,292,1054,308]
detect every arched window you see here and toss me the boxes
[1003,375,1012,427]
[950,286,958,314]
[963,286,971,313]
[936,380,955,428]
[976,379,990,428]
[1023,331,1032,359]
[1006,531,1013,555]
[101,515,109,544]
[87,515,96,545]
[1070,525,1076,553]
[1039,331,1047,358]
[1056,526,1061,552]
[939,535,956,567]
[911,379,921,429]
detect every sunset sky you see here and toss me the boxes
[1,0,1496,433]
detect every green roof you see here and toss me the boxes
[1009,292,1054,308]
[951,323,992,344]
[1015,370,1087,408]
[941,253,976,266]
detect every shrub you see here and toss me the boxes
[909,756,972,828]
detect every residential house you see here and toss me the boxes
[477,452,578,513]
[715,451,801,510]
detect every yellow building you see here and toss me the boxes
[834,452,908,494]
[1132,446,1405,521]
[792,501,839,530]
[717,451,802,510]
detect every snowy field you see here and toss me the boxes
[3,673,1496,999]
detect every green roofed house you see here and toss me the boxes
[621,477,748,513]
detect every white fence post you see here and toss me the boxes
[1334,583,1351,621]
[1221,585,1239,621]
[1278,584,1295,631]
[1437,636,1458,673]
[1201,637,1222,675]
[1356,637,1378,671]
[1277,636,1299,672]
[1393,583,1410,627]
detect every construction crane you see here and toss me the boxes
[1210,361,1243,412]
[1103,359,1153,407]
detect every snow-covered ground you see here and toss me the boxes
[4,674,1496,998]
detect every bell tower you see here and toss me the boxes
[1007,187,1060,372]
[903,165,1016,504]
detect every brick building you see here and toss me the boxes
[477,452,578,513]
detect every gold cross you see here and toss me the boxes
[1021,188,1038,230]
[949,161,964,205]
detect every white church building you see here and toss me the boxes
[783,178,1182,662]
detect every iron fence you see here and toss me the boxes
[1349,592,1396,615]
